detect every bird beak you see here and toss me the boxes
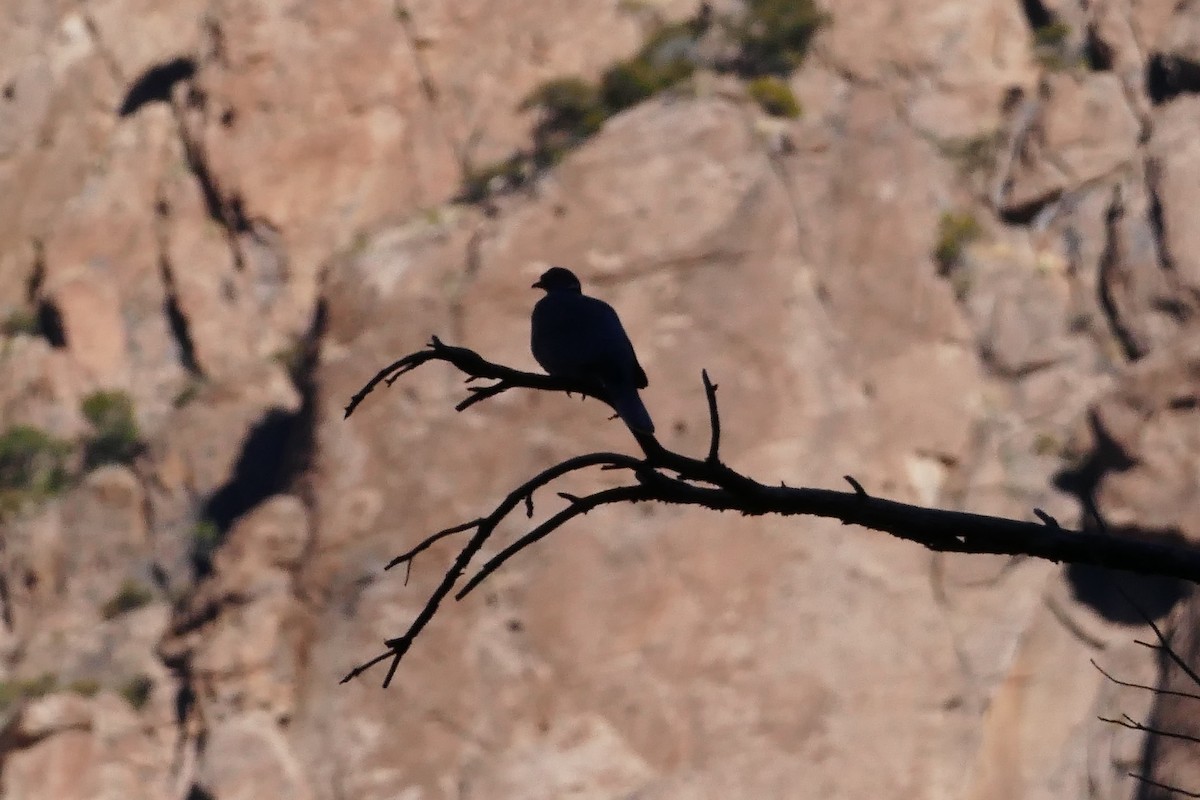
[531,278,545,289]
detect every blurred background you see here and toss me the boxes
[2,0,1200,797]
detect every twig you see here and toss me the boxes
[1091,658,1200,702]
[1127,772,1200,799]
[1098,714,1200,746]
[456,485,650,599]
[702,369,721,463]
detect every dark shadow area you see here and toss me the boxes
[0,570,11,630]
[192,298,325,575]
[1084,24,1115,71]
[35,299,67,348]
[159,258,202,375]
[117,57,197,116]
[1096,190,1146,361]
[1147,54,1200,104]
[200,408,302,535]
[1066,538,1188,625]
[25,242,45,303]
[1054,412,1188,624]
[1145,159,1177,273]
[184,784,214,800]
[998,190,1063,226]
[1052,409,1137,501]
[181,137,250,235]
[1018,0,1054,30]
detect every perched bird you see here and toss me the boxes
[530,266,654,434]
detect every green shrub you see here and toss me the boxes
[462,155,529,202]
[731,0,827,76]
[1,308,38,337]
[172,379,204,409]
[939,131,1002,178]
[1033,21,1078,70]
[67,678,101,697]
[1033,432,1061,457]
[601,22,697,112]
[191,519,222,564]
[1033,21,1070,48]
[81,390,141,469]
[521,77,607,144]
[0,425,71,516]
[101,579,154,620]
[119,674,153,710]
[601,59,669,112]
[747,76,802,117]
[934,211,983,274]
[459,0,824,204]
[519,20,700,172]
[0,672,58,709]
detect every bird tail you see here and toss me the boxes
[608,383,654,434]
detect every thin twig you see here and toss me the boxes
[1127,772,1200,799]
[1098,714,1200,746]
[702,369,721,463]
[1091,658,1200,701]
[385,519,482,571]
[456,485,651,599]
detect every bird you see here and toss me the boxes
[530,266,655,434]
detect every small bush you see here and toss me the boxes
[601,21,697,112]
[0,672,58,709]
[101,579,154,620]
[0,425,71,516]
[934,211,983,274]
[731,0,827,76]
[1,308,39,337]
[459,0,825,204]
[1033,22,1078,70]
[461,155,529,202]
[518,19,700,178]
[119,674,153,710]
[191,518,222,567]
[747,76,802,117]
[1033,432,1061,457]
[601,59,670,113]
[67,678,101,697]
[521,77,607,144]
[81,390,141,469]
[1033,21,1070,48]
[172,378,204,409]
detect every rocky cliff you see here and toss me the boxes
[2,0,1199,798]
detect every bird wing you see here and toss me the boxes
[532,293,648,387]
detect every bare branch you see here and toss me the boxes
[385,518,482,571]
[344,336,611,419]
[1099,714,1200,746]
[456,485,651,600]
[702,369,721,463]
[1091,658,1200,701]
[340,341,1200,686]
[1127,773,1200,799]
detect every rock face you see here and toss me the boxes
[2,0,1199,799]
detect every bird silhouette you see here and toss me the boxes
[530,266,654,434]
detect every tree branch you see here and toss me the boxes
[340,340,1200,686]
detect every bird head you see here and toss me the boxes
[532,266,582,293]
